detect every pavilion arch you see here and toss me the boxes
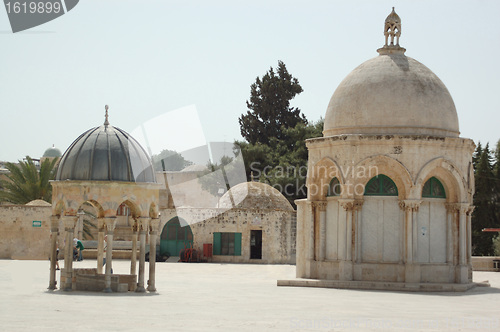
[352,155,412,200]
[415,157,467,203]
[52,200,66,217]
[116,200,141,219]
[308,157,344,200]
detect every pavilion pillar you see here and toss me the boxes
[147,218,160,292]
[136,217,150,292]
[62,215,78,291]
[130,220,138,276]
[96,218,105,274]
[339,199,355,281]
[307,202,315,261]
[353,200,363,263]
[318,202,327,261]
[48,215,59,290]
[457,204,470,283]
[466,206,474,282]
[103,217,117,293]
[401,200,420,283]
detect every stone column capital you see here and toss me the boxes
[339,199,355,211]
[138,217,150,232]
[399,200,421,212]
[149,218,161,233]
[104,217,117,233]
[353,199,364,211]
[447,203,472,214]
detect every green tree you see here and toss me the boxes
[238,60,306,146]
[238,119,323,206]
[0,156,57,204]
[151,149,192,171]
[472,143,499,255]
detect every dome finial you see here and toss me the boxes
[104,105,109,126]
[377,7,406,55]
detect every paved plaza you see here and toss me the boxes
[0,259,499,331]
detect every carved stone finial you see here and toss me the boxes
[377,7,406,55]
[104,105,109,126]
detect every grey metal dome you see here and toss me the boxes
[56,113,155,183]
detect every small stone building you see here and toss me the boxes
[158,182,296,264]
[291,9,475,291]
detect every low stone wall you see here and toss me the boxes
[472,256,500,272]
[0,204,52,259]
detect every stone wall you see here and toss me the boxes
[0,204,52,259]
[159,207,296,264]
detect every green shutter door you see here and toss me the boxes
[234,233,242,256]
[213,232,221,255]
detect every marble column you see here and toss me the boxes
[48,215,60,290]
[104,217,116,293]
[96,218,105,274]
[401,200,420,283]
[308,202,315,261]
[130,220,138,276]
[136,217,150,292]
[62,215,78,291]
[317,202,327,261]
[147,218,160,292]
[353,200,363,263]
[339,199,355,281]
[457,204,470,283]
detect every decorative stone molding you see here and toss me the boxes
[353,200,364,211]
[339,199,355,211]
[316,201,327,211]
[149,218,160,234]
[399,200,421,212]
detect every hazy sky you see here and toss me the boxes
[1,0,499,162]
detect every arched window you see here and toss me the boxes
[422,177,446,198]
[327,177,341,196]
[364,174,398,196]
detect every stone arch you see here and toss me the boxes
[308,157,344,200]
[52,200,65,217]
[352,155,412,200]
[415,157,467,203]
[116,199,141,219]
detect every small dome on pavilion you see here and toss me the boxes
[43,145,62,158]
[219,182,293,211]
[56,106,156,183]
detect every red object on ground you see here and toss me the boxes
[482,228,500,232]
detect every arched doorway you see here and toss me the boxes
[160,217,193,257]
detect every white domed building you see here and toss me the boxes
[291,9,475,291]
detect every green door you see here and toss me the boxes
[160,217,193,256]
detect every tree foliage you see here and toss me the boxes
[238,119,323,206]
[0,156,57,204]
[151,149,192,172]
[472,142,500,255]
[238,60,306,146]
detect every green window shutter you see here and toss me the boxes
[234,233,242,256]
[213,232,221,255]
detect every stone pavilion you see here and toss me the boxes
[288,8,476,291]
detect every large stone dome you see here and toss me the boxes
[323,13,459,138]
[219,182,293,211]
[56,109,155,183]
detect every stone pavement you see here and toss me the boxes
[0,259,499,331]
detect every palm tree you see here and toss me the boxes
[0,156,58,204]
